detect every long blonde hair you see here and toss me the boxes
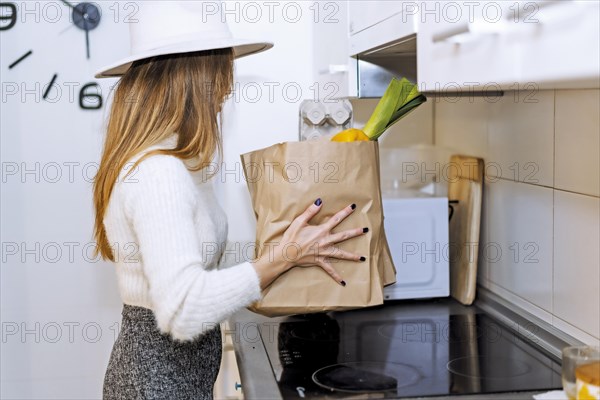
[93,48,234,261]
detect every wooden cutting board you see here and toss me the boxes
[448,155,484,305]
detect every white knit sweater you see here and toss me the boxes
[103,134,262,342]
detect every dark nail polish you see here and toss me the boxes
[340,280,347,287]
[315,198,322,206]
[363,227,369,233]
[351,203,356,210]
[360,256,366,262]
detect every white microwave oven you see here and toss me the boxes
[382,194,449,300]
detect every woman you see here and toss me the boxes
[93,3,367,399]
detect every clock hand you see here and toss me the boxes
[61,2,100,58]
[59,0,83,15]
[84,20,90,59]
[59,23,76,35]
[81,3,95,59]
[65,2,100,59]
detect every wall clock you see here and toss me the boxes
[0,1,134,110]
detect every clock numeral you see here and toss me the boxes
[9,50,32,69]
[79,83,103,110]
[0,2,16,30]
[43,74,58,100]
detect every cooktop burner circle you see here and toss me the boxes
[312,361,421,393]
[446,356,531,379]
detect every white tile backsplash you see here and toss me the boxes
[434,89,600,344]
[434,96,489,159]
[487,91,555,187]
[486,281,554,324]
[555,89,600,197]
[553,190,600,339]
[435,96,490,273]
[553,318,600,347]
[486,180,554,314]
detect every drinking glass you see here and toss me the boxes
[562,346,600,399]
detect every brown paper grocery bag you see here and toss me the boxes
[372,139,397,286]
[240,140,396,317]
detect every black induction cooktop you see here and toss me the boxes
[258,299,562,399]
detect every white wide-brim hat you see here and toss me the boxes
[95,1,273,79]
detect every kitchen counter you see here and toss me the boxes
[228,294,571,400]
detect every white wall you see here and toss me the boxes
[434,89,600,345]
[1,2,130,398]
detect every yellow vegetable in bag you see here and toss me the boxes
[331,77,427,142]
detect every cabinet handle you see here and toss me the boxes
[234,382,242,391]
[431,23,470,43]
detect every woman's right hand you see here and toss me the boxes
[251,198,368,290]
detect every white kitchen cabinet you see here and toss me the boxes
[348,1,416,56]
[312,1,357,98]
[516,1,600,89]
[348,1,404,35]
[418,1,516,92]
[213,322,243,400]
[418,1,600,91]
[312,1,419,99]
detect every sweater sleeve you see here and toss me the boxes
[218,240,256,269]
[121,154,262,341]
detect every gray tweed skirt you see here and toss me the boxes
[103,304,222,400]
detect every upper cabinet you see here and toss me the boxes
[313,1,418,99]
[312,1,599,99]
[348,1,416,56]
[312,1,357,98]
[418,1,600,91]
